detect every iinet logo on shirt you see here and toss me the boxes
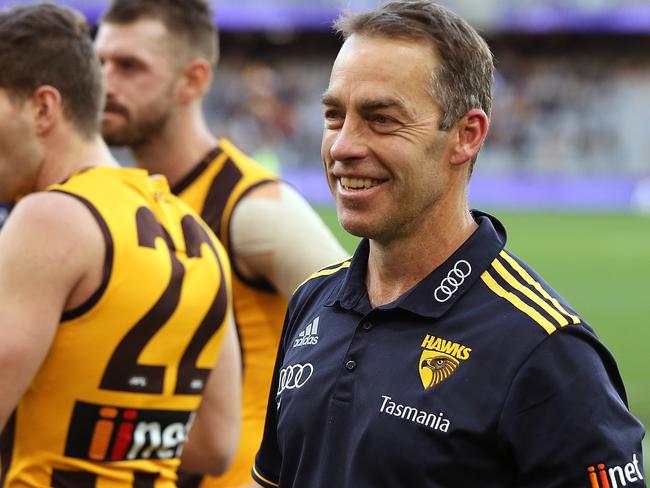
[587,454,644,488]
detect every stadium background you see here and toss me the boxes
[1,0,647,467]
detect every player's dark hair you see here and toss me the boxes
[103,0,218,67]
[0,3,104,138]
[335,0,493,132]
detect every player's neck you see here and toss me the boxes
[130,110,217,187]
[36,132,118,192]
[366,204,478,308]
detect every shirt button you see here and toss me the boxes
[362,321,373,331]
[345,360,357,371]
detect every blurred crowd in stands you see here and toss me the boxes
[205,33,649,178]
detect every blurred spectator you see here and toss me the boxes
[204,32,650,178]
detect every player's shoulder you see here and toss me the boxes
[10,190,99,232]
[218,138,279,178]
[0,191,104,267]
[50,166,156,207]
[53,165,122,186]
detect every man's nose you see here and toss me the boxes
[101,63,117,97]
[329,117,369,163]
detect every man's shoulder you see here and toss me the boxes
[52,166,183,214]
[462,248,607,396]
[292,258,352,300]
[10,191,102,237]
[282,259,351,341]
[51,166,151,201]
[473,247,584,340]
[217,138,279,180]
[0,191,105,281]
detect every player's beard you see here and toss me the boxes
[102,95,174,149]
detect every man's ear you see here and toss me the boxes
[177,59,213,104]
[449,109,489,166]
[31,86,62,136]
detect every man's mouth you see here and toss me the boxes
[340,176,383,190]
[103,102,129,118]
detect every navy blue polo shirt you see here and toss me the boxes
[253,211,645,488]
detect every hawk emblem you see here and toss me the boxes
[419,351,459,390]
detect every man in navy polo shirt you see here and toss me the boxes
[253,1,646,487]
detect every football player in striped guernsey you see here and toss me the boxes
[95,1,347,487]
[0,4,241,486]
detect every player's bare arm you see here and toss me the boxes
[0,191,105,430]
[180,313,242,475]
[230,180,348,299]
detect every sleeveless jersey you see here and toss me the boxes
[0,167,232,487]
[173,139,287,488]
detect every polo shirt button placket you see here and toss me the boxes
[362,321,373,331]
[345,360,357,371]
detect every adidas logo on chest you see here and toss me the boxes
[293,316,320,348]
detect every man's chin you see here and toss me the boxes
[102,134,127,147]
[101,126,134,148]
[339,217,374,240]
[101,116,129,144]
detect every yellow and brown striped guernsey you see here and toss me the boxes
[0,167,231,487]
[481,249,581,335]
[172,139,288,488]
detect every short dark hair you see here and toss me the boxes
[102,0,219,67]
[335,0,493,131]
[0,3,104,138]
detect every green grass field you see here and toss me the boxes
[317,208,650,461]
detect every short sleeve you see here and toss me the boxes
[499,326,645,487]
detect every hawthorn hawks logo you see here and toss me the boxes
[418,334,471,390]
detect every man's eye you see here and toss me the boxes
[324,110,341,120]
[114,58,142,72]
[373,115,392,124]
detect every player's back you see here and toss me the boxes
[172,139,287,487]
[0,167,231,487]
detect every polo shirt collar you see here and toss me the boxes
[327,211,507,318]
